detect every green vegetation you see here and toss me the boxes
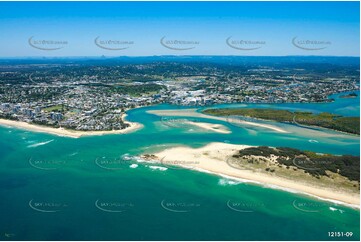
[340,92,358,98]
[232,146,360,182]
[110,83,164,96]
[43,104,67,113]
[203,108,360,134]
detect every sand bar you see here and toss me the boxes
[147,109,288,133]
[152,142,360,207]
[186,121,231,134]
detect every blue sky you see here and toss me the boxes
[0,1,359,57]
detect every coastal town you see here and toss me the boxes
[0,57,359,131]
[1,1,360,241]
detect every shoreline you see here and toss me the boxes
[0,114,143,138]
[291,117,360,136]
[150,142,360,208]
[193,166,360,210]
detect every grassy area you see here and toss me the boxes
[110,83,164,96]
[226,146,360,194]
[233,146,359,182]
[43,104,67,113]
[203,108,360,134]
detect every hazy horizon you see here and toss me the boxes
[0,55,360,59]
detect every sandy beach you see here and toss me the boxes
[0,115,143,138]
[151,142,360,207]
[147,109,288,133]
[186,121,231,134]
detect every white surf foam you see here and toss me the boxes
[149,166,168,171]
[329,207,345,213]
[308,139,319,143]
[27,139,54,148]
[134,156,157,164]
[218,178,241,186]
[121,153,133,160]
[188,167,359,209]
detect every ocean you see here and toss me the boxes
[0,91,359,240]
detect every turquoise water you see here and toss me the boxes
[0,91,359,240]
